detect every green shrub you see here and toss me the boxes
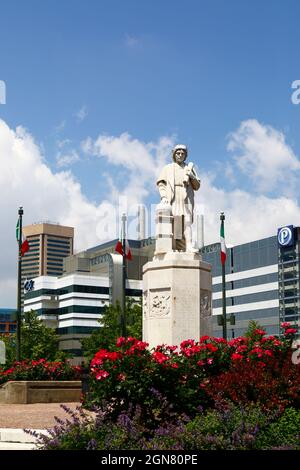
[30,401,300,450]
[255,407,300,449]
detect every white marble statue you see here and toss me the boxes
[156,144,200,252]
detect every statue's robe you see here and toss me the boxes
[156,162,200,223]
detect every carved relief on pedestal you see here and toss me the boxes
[200,290,212,319]
[149,289,171,318]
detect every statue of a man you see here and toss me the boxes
[156,144,200,252]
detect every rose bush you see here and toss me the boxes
[0,359,81,384]
[83,323,300,422]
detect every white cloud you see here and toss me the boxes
[56,150,80,168]
[75,105,88,122]
[57,138,72,149]
[227,119,300,194]
[0,120,114,306]
[82,132,174,205]
[54,120,66,133]
[196,173,300,246]
[224,163,236,184]
[0,121,174,306]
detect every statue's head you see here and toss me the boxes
[172,144,188,163]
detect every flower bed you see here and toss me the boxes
[0,359,83,404]
[0,359,81,384]
[25,323,300,450]
[84,323,300,422]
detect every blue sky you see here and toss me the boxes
[1,0,300,187]
[1,0,300,305]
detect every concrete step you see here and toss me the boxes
[0,428,50,451]
[0,441,37,450]
[0,428,48,443]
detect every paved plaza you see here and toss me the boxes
[0,402,81,450]
[0,402,81,428]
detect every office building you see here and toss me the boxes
[0,308,16,335]
[21,223,74,307]
[24,272,142,362]
[201,225,300,337]
[22,222,74,279]
[278,225,300,326]
[201,237,279,337]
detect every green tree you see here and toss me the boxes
[2,310,69,366]
[244,320,266,338]
[81,299,142,361]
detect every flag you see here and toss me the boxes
[125,239,132,261]
[16,219,29,256]
[115,239,123,256]
[115,239,132,260]
[220,219,226,265]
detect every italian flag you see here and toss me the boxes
[220,220,226,265]
[115,239,132,261]
[16,219,29,256]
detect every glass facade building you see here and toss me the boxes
[0,308,16,334]
[201,236,280,337]
[21,223,74,308]
[202,227,300,337]
[278,226,300,327]
[24,273,142,363]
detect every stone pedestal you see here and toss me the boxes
[143,250,212,349]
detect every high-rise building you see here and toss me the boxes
[201,237,279,337]
[202,225,300,337]
[278,226,300,326]
[21,223,74,304]
[0,308,16,335]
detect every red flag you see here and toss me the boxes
[115,239,132,261]
[115,240,124,256]
[21,238,29,256]
[16,219,29,256]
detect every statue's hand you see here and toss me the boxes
[185,167,193,177]
[161,197,169,204]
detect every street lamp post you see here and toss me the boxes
[220,212,227,340]
[121,213,127,337]
[16,206,23,361]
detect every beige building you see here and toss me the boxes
[22,223,74,302]
[63,238,154,279]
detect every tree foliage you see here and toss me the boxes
[81,300,142,361]
[2,310,69,366]
[244,320,266,338]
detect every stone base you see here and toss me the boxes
[0,381,82,404]
[142,251,212,349]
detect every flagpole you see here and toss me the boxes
[16,206,23,361]
[121,212,127,337]
[220,212,227,340]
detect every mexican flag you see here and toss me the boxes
[16,219,29,256]
[220,220,226,265]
